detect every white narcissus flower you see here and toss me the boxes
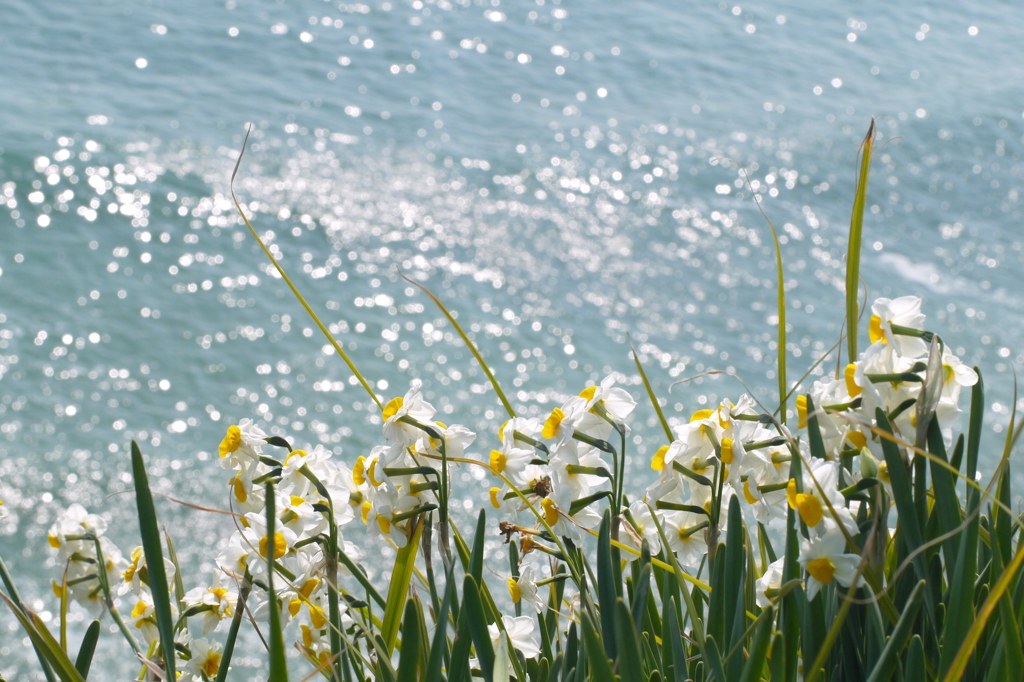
[869,296,927,357]
[663,509,708,569]
[620,499,662,557]
[799,528,861,601]
[756,558,785,609]
[508,564,546,613]
[184,638,223,680]
[381,380,437,446]
[489,615,541,659]
[218,418,267,470]
[578,374,637,422]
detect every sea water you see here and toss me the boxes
[2,0,1023,676]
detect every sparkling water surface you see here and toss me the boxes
[2,0,1024,677]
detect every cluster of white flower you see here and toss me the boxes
[41,294,975,676]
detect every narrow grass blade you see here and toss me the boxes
[74,620,100,680]
[469,509,487,584]
[1,594,84,682]
[463,575,495,682]
[397,597,423,682]
[426,566,457,681]
[614,599,644,682]
[905,635,926,682]
[739,605,773,682]
[230,124,382,410]
[264,481,289,682]
[130,440,176,680]
[381,519,425,654]
[846,119,875,363]
[704,636,727,682]
[580,610,615,681]
[596,510,619,661]
[629,334,674,443]
[943,538,1024,682]
[399,269,515,419]
[1,554,58,682]
[866,580,925,682]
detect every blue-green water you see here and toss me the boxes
[2,0,1024,676]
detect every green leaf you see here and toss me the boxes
[722,497,746,665]
[426,566,457,682]
[704,636,727,682]
[597,510,619,661]
[0,554,57,682]
[74,621,100,680]
[739,605,773,682]
[381,519,425,654]
[943,534,1024,682]
[469,508,487,584]
[264,482,288,682]
[628,334,674,444]
[663,596,686,682]
[846,118,875,363]
[865,580,925,682]
[614,599,644,682]
[463,575,495,682]
[630,547,652,639]
[0,594,84,682]
[130,440,176,681]
[449,597,475,682]
[904,635,926,682]
[397,597,424,682]
[398,271,515,418]
[581,610,615,682]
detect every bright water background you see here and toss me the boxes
[3,0,1024,677]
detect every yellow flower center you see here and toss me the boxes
[541,498,559,526]
[131,600,148,620]
[795,493,823,527]
[220,425,242,457]
[203,653,222,678]
[489,450,507,475]
[498,419,510,443]
[368,459,383,487]
[579,385,597,402]
[285,449,307,466]
[48,534,62,549]
[232,475,247,504]
[361,500,372,524]
[489,487,502,508]
[720,438,734,465]
[310,604,327,629]
[507,578,522,604]
[122,547,143,583]
[690,409,714,422]
[302,624,315,648]
[743,480,758,505]
[796,395,808,428]
[846,431,867,451]
[376,515,391,535]
[786,478,798,509]
[542,408,565,439]
[806,557,835,585]
[259,532,287,560]
[869,314,885,344]
[52,580,65,599]
[210,586,229,602]
[353,456,367,486]
[382,396,404,421]
[844,364,861,398]
[651,445,669,471]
